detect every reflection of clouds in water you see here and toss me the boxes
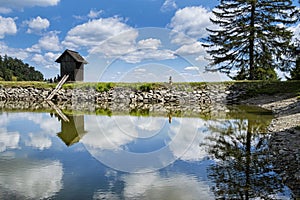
[83,115,211,172]
[0,113,60,136]
[169,118,208,161]
[25,133,52,150]
[0,113,60,150]
[134,117,166,138]
[0,159,63,199]
[82,116,138,150]
[111,116,166,138]
[94,172,214,200]
[0,128,20,152]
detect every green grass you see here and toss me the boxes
[0,81,55,88]
[235,80,300,99]
[62,82,116,92]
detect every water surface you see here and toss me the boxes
[0,105,294,199]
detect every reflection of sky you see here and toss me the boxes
[0,159,63,199]
[82,115,212,172]
[0,110,288,199]
[0,111,215,199]
[94,172,214,200]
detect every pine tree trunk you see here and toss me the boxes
[249,0,256,80]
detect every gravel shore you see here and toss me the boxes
[241,94,300,199]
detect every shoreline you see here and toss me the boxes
[239,93,300,132]
[242,94,300,198]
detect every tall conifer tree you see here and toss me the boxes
[204,0,299,80]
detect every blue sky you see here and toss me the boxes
[0,0,299,82]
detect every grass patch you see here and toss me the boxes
[0,81,55,88]
[62,82,116,92]
[236,81,300,98]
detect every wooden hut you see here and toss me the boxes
[55,49,88,82]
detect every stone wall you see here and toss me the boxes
[0,83,247,105]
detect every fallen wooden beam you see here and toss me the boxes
[46,74,69,101]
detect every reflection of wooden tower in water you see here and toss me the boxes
[57,115,86,146]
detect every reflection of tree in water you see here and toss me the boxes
[202,106,287,200]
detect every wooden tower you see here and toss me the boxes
[55,49,87,82]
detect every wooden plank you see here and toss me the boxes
[46,74,69,101]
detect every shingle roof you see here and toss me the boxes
[55,49,88,64]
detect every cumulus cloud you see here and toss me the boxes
[25,16,50,34]
[0,7,12,14]
[184,66,199,71]
[169,6,214,45]
[0,16,17,39]
[62,17,136,51]
[138,38,161,50]
[0,0,60,10]
[27,31,61,52]
[175,41,206,55]
[0,42,29,59]
[160,0,177,12]
[88,9,103,19]
[30,52,60,69]
[120,49,176,63]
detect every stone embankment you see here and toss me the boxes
[0,83,246,105]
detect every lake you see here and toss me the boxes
[0,104,294,199]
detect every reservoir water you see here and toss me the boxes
[0,105,294,199]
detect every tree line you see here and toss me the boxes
[204,0,300,80]
[0,55,44,81]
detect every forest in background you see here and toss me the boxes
[0,55,43,81]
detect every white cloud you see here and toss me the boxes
[184,66,199,71]
[62,17,137,52]
[88,9,103,19]
[169,6,214,45]
[160,0,177,12]
[120,49,176,64]
[176,41,206,55]
[0,16,17,39]
[0,0,60,10]
[25,16,50,34]
[0,7,12,14]
[290,23,300,43]
[138,38,161,50]
[29,32,61,52]
[0,42,29,59]
[90,29,138,57]
[30,52,59,69]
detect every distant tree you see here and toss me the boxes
[0,55,44,81]
[204,0,299,80]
